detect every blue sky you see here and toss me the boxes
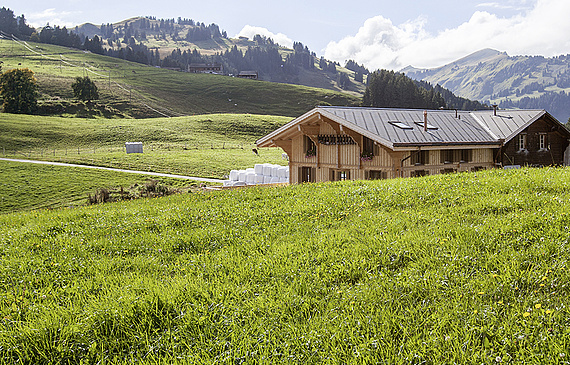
[4,0,569,70]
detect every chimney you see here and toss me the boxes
[423,110,428,132]
[492,104,498,116]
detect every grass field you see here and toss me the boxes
[0,39,360,118]
[0,112,289,179]
[1,167,570,363]
[0,160,197,213]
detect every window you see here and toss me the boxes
[411,150,429,165]
[539,133,548,150]
[368,170,387,180]
[460,149,472,163]
[440,168,456,174]
[331,170,351,181]
[300,167,315,183]
[363,136,375,156]
[517,134,527,151]
[411,170,428,178]
[304,135,316,157]
[389,121,413,130]
[440,150,454,164]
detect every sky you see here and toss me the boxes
[4,0,570,71]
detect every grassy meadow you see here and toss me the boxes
[0,39,360,118]
[0,160,199,213]
[0,112,289,179]
[1,167,570,363]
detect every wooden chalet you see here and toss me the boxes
[188,63,223,74]
[237,71,259,80]
[256,106,570,184]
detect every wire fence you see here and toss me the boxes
[0,142,256,159]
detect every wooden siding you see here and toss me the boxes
[287,117,497,183]
[501,118,570,166]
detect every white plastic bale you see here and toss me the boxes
[255,174,265,184]
[246,172,256,184]
[270,176,280,183]
[229,170,239,181]
[233,181,247,187]
[278,166,288,178]
[263,165,273,176]
[263,175,272,184]
[238,171,247,182]
[223,180,232,186]
[254,164,264,174]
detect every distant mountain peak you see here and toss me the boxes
[452,48,508,67]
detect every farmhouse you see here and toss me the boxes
[187,63,223,74]
[256,106,570,183]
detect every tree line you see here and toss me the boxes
[362,70,489,110]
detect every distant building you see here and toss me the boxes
[188,63,223,74]
[237,71,258,80]
[256,106,570,184]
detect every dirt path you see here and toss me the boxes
[0,158,224,183]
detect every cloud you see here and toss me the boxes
[236,25,293,48]
[27,8,79,28]
[324,0,570,71]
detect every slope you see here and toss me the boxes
[0,38,360,118]
[1,167,569,362]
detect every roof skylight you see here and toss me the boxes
[389,121,413,130]
[414,122,438,130]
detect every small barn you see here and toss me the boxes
[256,106,570,184]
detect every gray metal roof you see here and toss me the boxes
[256,106,565,150]
[318,107,498,147]
[470,109,546,142]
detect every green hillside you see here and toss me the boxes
[0,38,360,118]
[0,112,290,180]
[1,167,569,363]
[403,49,570,121]
[72,16,367,94]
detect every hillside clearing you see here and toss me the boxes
[1,167,569,363]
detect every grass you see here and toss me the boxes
[0,112,289,179]
[0,39,361,118]
[0,160,197,213]
[1,167,570,363]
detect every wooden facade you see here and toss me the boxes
[284,117,495,183]
[499,116,570,166]
[257,107,570,184]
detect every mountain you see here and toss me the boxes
[70,16,367,96]
[402,49,570,122]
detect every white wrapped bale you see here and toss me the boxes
[255,174,265,184]
[263,175,272,184]
[254,164,264,174]
[229,170,239,181]
[270,176,280,184]
[125,142,143,154]
[232,181,247,187]
[246,172,256,184]
[223,180,232,186]
[238,170,247,182]
[262,164,273,176]
[278,166,288,178]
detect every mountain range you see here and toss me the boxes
[402,49,570,122]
